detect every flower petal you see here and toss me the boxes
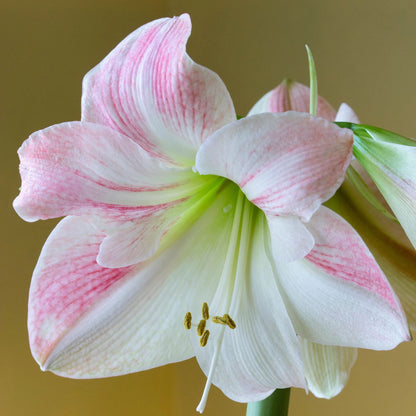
[274,206,410,349]
[13,121,216,266]
[13,121,202,222]
[96,216,166,268]
[29,216,136,367]
[301,339,357,399]
[82,14,235,166]
[354,135,416,249]
[192,201,305,405]
[387,267,416,331]
[328,181,416,330]
[267,215,315,262]
[95,177,224,268]
[335,103,360,123]
[30,184,241,377]
[195,112,353,221]
[248,80,336,120]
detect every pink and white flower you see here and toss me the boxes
[252,79,416,398]
[13,14,410,411]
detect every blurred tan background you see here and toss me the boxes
[2,0,416,415]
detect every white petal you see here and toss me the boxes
[196,112,353,221]
[302,339,357,399]
[274,207,410,349]
[193,201,305,405]
[335,103,360,123]
[96,216,166,267]
[267,215,315,263]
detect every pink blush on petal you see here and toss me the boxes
[306,207,399,309]
[28,221,135,365]
[306,245,397,308]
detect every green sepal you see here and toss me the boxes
[334,121,400,222]
[346,165,398,223]
[335,122,416,147]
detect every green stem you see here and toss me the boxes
[246,389,291,416]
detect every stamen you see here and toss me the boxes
[183,312,192,330]
[211,316,227,325]
[202,302,209,320]
[223,314,236,329]
[197,319,206,336]
[199,330,210,347]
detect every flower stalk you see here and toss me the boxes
[246,389,291,416]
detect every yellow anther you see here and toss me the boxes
[211,316,227,325]
[200,330,210,347]
[223,314,236,329]
[197,319,206,336]
[202,302,209,320]
[183,312,192,330]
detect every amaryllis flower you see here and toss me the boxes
[13,14,410,412]
[252,79,416,398]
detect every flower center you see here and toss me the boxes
[189,191,254,413]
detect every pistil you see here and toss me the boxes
[196,191,248,413]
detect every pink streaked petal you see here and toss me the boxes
[329,175,416,329]
[305,207,400,308]
[195,112,353,221]
[32,184,239,377]
[96,215,166,268]
[267,215,315,263]
[13,121,197,223]
[273,206,410,349]
[82,14,235,166]
[248,80,336,120]
[28,216,136,365]
[335,103,360,123]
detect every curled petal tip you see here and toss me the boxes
[177,12,191,21]
[335,103,360,123]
